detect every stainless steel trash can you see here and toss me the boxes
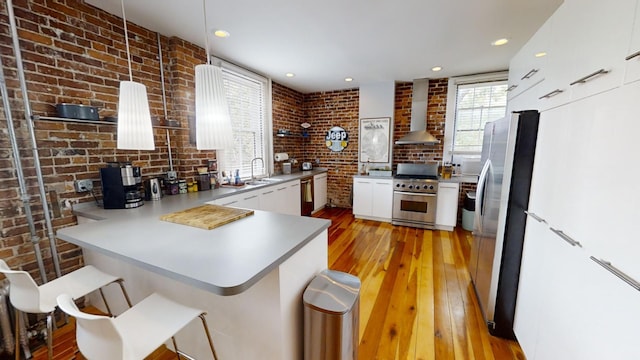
[303,269,361,360]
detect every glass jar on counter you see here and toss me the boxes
[178,179,187,194]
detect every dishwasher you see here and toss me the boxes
[301,176,314,216]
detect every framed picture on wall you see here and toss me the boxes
[359,117,390,163]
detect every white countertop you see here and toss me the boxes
[58,182,331,296]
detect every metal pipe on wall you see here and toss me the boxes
[157,32,175,173]
[6,0,62,278]
[0,26,47,284]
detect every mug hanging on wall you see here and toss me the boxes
[325,126,349,152]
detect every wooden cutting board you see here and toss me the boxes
[159,204,254,230]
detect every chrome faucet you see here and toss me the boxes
[250,157,264,181]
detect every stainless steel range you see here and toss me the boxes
[392,163,439,229]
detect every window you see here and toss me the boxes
[443,72,508,160]
[215,59,272,179]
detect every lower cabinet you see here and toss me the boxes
[313,173,327,212]
[435,182,459,231]
[352,177,393,222]
[209,180,301,216]
[515,211,640,360]
[211,191,260,209]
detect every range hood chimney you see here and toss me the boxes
[395,78,439,145]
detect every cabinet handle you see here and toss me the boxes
[625,50,640,61]
[549,227,582,247]
[224,200,238,206]
[262,191,274,195]
[538,89,564,99]
[569,68,609,86]
[277,187,287,191]
[524,210,547,224]
[520,68,539,80]
[590,257,640,292]
[244,195,258,200]
[506,84,518,92]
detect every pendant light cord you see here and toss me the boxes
[202,0,211,64]
[121,0,133,81]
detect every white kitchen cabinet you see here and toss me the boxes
[209,180,301,216]
[260,180,301,216]
[313,173,327,213]
[565,0,635,101]
[513,213,548,360]
[506,15,552,102]
[352,177,393,222]
[536,0,636,110]
[624,2,640,84]
[287,181,301,216]
[435,182,459,231]
[353,178,373,217]
[210,191,260,209]
[515,2,640,358]
[534,4,573,111]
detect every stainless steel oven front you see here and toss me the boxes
[392,191,437,229]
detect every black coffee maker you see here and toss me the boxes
[100,162,144,209]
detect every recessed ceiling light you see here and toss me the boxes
[492,38,509,46]
[285,73,295,78]
[535,51,547,58]
[431,66,442,72]
[214,30,230,38]
[345,77,353,82]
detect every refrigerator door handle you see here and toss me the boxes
[474,159,491,233]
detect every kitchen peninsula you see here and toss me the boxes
[56,181,331,360]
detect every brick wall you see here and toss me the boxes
[0,0,214,280]
[303,89,360,208]
[393,79,447,164]
[272,82,305,174]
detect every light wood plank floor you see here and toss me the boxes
[31,207,523,360]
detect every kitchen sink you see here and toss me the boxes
[244,178,283,186]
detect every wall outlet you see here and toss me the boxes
[74,179,93,192]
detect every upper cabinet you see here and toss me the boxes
[561,0,637,102]
[511,0,639,111]
[507,15,552,102]
[624,1,640,84]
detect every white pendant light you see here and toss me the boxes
[195,64,233,150]
[195,0,233,150]
[116,0,154,150]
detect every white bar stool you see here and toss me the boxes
[57,292,218,360]
[0,259,132,360]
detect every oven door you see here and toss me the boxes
[392,191,437,228]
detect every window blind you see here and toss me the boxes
[218,68,268,179]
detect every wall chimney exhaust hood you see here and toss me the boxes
[395,78,439,145]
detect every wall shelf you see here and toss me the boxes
[33,116,187,130]
[275,132,310,139]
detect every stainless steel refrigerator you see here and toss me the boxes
[469,110,539,339]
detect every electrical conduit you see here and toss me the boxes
[6,0,62,278]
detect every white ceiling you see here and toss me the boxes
[86,0,563,93]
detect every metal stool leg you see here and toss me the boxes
[115,279,132,307]
[98,288,112,316]
[14,308,20,360]
[46,312,54,360]
[199,313,218,360]
[170,336,181,360]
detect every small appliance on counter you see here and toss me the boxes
[302,162,313,171]
[144,178,162,201]
[100,162,143,209]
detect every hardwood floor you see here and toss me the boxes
[320,207,524,360]
[31,207,523,360]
